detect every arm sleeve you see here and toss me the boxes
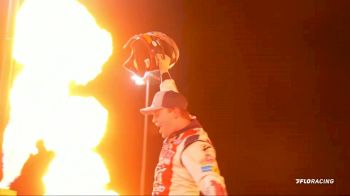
[160,78,179,92]
[181,141,228,195]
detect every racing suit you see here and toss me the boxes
[152,78,227,195]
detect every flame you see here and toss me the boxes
[2,0,117,194]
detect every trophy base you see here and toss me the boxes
[0,189,17,196]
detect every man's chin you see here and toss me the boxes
[159,128,167,138]
[161,131,166,138]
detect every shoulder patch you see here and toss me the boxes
[184,134,200,149]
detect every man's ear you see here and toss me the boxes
[172,108,182,119]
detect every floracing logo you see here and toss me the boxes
[295,178,335,184]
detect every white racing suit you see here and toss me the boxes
[152,79,227,195]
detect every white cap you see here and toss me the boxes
[140,90,188,115]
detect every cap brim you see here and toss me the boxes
[140,106,164,115]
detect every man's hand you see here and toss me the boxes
[156,54,171,74]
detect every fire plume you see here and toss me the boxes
[2,0,117,194]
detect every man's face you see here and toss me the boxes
[151,108,175,138]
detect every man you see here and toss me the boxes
[140,54,228,195]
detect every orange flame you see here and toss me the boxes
[2,0,117,194]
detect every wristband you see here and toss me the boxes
[161,72,171,82]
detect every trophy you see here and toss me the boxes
[122,31,179,77]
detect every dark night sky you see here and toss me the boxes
[1,0,350,195]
